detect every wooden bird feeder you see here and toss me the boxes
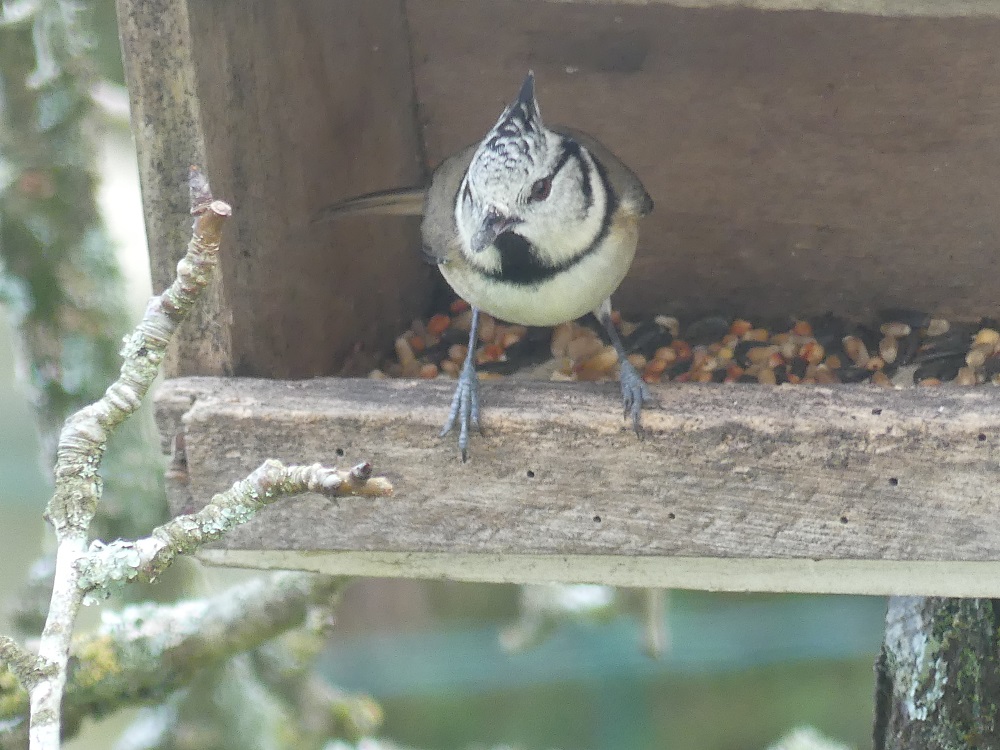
[121,0,1000,596]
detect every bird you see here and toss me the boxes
[315,72,654,460]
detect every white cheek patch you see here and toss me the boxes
[522,153,607,268]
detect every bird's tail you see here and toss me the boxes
[312,187,426,223]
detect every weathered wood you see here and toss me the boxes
[155,376,1000,593]
[407,2,1000,323]
[193,552,1000,597]
[116,0,232,377]
[141,0,432,377]
[538,0,1000,18]
[875,597,1000,749]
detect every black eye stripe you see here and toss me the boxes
[550,138,582,180]
[577,150,592,209]
[542,138,592,209]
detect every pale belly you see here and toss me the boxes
[438,229,639,326]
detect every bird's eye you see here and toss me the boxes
[529,177,552,202]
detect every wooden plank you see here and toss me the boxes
[180,0,432,378]
[156,376,1000,595]
[195,551,1000,597]
[407,1,1000,323]
[116,0,232,377]
[535,0,1000,18]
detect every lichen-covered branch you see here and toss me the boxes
[25,169,229,750]
[250,639,383,743]
[2,157,394,749]
[0,637,44,690]
[1,5,176,669]
[77,460,392,601]
[71,573,347,723]
[46,171,228,539]
[13,166,393,749]
[1,573,359,745]
[874,596,1000,750]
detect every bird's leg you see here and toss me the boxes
[441,306,482,461]
[594,298,653,434]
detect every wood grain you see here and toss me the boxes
[194,551,1000,597]
[178,0,433,378]
[535,0,1000,17]
[117,0,232,377]
[156,376,1000,572]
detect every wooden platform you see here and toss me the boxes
[122,1,1000,594]
[157,376,1000,596]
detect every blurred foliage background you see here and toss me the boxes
[0,2,885,748]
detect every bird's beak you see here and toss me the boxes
[471,207,517,254]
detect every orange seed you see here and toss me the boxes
[427,314,451,336]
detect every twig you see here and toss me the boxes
[15,167,393,748]
[77,461,392,601]
[2,573,354,742]
[250,640,383,742]
[28,169,229,750]
[641,588,670,659]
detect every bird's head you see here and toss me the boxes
[456,72,606,266]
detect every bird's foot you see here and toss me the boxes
[440,358,481,461]
[619,357,654,435]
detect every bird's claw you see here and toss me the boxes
[441,359,481,461]
[619,358,654,435]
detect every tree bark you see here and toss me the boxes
[875,596,1000,749]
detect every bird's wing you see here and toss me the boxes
[311,187,427,223]
[420,142,479,265]
[554,126,653,217]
